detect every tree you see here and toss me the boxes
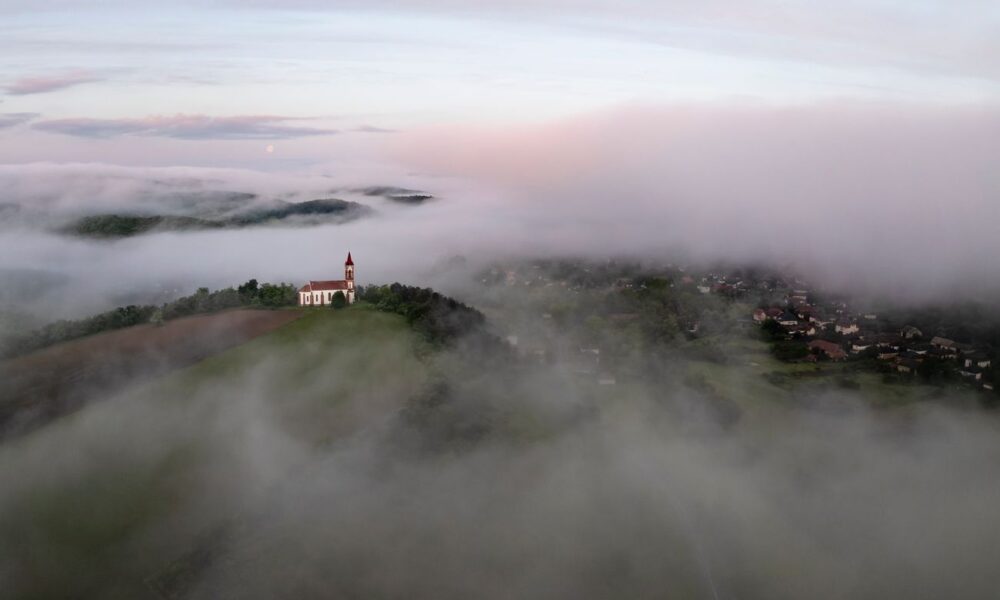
[330,291,347,309]
[258,283,297,307]
[238,278,259,303]
[760,318,784,341]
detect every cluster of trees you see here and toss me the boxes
[359,283,490,346]
[757,318,810,360]
[1,279,298,359]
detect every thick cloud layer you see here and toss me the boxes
[391,103,1000,299]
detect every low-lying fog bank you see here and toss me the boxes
[1,307,998,599]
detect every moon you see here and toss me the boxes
[265,144,275,153]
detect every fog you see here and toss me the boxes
[2,102,1000,598]
[2,103,999,324]
[2,297,999,599]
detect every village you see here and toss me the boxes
[747,282,995,392]
[476,259,998,396]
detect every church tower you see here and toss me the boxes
[345,252,355,303]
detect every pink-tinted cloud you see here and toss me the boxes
[391,103,1000,299]
[3,72,102,95]
[32,114,339,140]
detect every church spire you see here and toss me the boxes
[345,251,354,266]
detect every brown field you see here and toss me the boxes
[0,309,303,440]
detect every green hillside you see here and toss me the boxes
[0,305,428,599]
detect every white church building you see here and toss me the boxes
[298,252,356,306]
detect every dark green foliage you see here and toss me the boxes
[257,283,298,308]
[916,356,957,384]
[360,283,489,346]
[759,318,785,341]
[237,279,259,303]
[329,291,347,310]
[772,341,809,361]
[63,215,218,238]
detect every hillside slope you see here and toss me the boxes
[0,309,305,440]
[0,306,426,599]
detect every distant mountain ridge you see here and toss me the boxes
[61,198,372,239]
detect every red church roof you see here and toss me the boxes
[345,252,354,266]
[300,280,349,292]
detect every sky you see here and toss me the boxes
[0,1,998,310]
[1,0,998,167]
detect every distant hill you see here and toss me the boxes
[357,186,435,205]
[61,198,372,239]
[65,214,221,238]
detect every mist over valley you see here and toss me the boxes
[2,2,1000,598]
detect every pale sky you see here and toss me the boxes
[1,0,998,167]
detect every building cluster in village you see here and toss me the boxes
[749,285,995,391]
[480,259,997,393]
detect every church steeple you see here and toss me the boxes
[345,252,355,288]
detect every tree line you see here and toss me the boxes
[1,279,298,359]
[359,283,489,346]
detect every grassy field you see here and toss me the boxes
[0,308,305,440]
[0,304,427,600]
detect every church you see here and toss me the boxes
[298,252,356,306]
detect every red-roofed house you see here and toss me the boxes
[299,252,356,306]
[808,339,847,361]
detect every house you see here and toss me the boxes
[959,367,983,381]
[765,307,784,320]
[896,358,919,374]
[778,312,800,327]
[851,342,872,354]
[962,353,992,369]
[930,336,956,350]
[298,252,356,306]
[789,322,817,337]
[795,305,815,320]
[808,339,847,361]
[871,333,902,349]
[835,320,859,335]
